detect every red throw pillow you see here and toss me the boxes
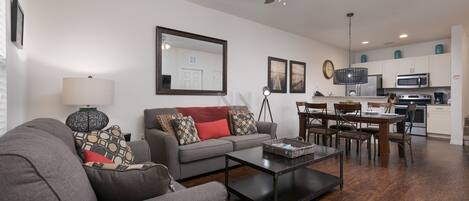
[83,150,114,164]
[195,119,231,141]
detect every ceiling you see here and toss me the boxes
[186,0,469,51]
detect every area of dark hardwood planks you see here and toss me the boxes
[181,137,469,201]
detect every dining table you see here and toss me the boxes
[298,111,406,167]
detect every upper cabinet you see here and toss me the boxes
[353,53,451,88]
[382,60,399,88]
[428,54,451,87]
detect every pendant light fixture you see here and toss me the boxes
[333,13,368,85]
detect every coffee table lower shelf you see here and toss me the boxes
[227,168,341,201]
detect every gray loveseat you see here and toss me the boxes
[0,118,227,201]
[144,106,277,180]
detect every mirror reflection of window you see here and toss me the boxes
[161,33,223,91]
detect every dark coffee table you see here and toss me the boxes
[225,145,343,201]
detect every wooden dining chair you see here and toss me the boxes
[376,104,416,166]
[304,103,337,146]
[359,102,392,160]
[329,102,361,132]
[296,101,306,113]
[334,103,372,165]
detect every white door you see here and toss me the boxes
[180,69,203,90]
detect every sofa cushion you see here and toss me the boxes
[22,118,78,155]
[172,116,201,145]
[144,108,179,129]
[0,125,97,201]
[176,106,230,123]
[74,125,135,165]
[195,119,231,141]
[229,111,258,135]
[219,134,271,150]
[83,162,171,201]
[156,113,183,137]
[179,139,233,163]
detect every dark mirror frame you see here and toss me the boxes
[156,26,228,96]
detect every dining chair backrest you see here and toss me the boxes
[368,102,392,113]
[305,103,327,127]
[296,101,306,113]
[404,104,417,139]
[334,103,362,130]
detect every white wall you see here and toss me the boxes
[450,25,467,145]
[4,0,28,134]
[353,38,451,63]
[22,0,346,140]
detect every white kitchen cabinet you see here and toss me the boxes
[411,56,429,74]
[395,56,429,75]
[367,61,383,75]
[382,60,399,88]
[353,61,383,75]
[428,54,451,87]
[427,105,451,135]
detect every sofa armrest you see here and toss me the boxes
[148,182,227,201]
[127,140,151,164]
[256,121,277,139]
[145,129,181,180]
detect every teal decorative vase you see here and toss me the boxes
[435,44,444,54]
[394,50,402,59]
[360,54,368,63]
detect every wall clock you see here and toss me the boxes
[322,60,334,79]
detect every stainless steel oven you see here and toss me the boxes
[394,94,432,137]
[394,105,426,136]
[396,73,429,88]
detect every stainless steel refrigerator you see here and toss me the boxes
[346,75,383,96]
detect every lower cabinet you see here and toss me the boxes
[427,105,451,135]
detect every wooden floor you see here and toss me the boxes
[181,137,469,201]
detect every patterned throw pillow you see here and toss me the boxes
[230,111,258,135]
[172,116,200,145]
[73,125,134,165]
[156,113,183,136]
[83,162,172,201]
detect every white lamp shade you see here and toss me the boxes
[62,77,114,106]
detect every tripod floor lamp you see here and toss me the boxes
[258,86,273,122]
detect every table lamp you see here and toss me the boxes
[62,76,114,132]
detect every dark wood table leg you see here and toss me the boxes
[340,151,344,190]
[273,174,278,201]
[225,156,230,198]
[379,123,390,167]
[396,121,406,158]
[299,113,306,140]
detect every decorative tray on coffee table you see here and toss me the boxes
[262,138,315,158]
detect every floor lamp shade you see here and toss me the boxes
[62,77,114,132]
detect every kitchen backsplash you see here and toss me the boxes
[384,87,451,102]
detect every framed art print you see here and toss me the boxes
[268,57,288,93]
[11,0,24,49]
[290,60,306,93]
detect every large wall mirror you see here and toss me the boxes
[156,26,227,95]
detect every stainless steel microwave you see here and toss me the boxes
[396,73,429,88]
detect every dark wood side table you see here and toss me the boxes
[225,146,343,201]
[123,133,131,142]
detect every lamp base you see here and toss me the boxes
[66,107,109,132]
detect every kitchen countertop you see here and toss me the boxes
[312,96,387,99]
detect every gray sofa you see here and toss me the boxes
[144,106,277,180]
[0,118,227,201]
